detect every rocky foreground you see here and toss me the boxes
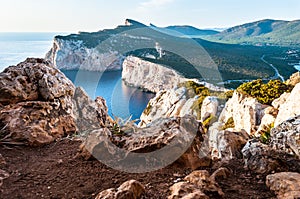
[0,58,300,199]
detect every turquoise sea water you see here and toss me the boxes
[0,32,154,120]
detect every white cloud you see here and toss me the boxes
[138,0,174,10]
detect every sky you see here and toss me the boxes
[0,0,300,32]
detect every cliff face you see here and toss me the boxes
[45,38,124,71]
[122,56,184,93]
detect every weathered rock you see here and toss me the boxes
[139,88,198,127]
[219,91,265,135]
[0,101,76,146]
[209,127,250,161]
[242,139,300,174]
[95,180,145,199]
[286,71,300,86]
[72,87,108,133]
[270,115,300,158]
[80,116,210,172]
[255,107,278,137]
[272,92,290,109]
[200,96,218,122]
[0,58,109,146]
[275,83,300,126]
[122,56,185,93]
[168,168,229,199]
[168,182,208,199]
[266,172,300,199]
[0,58,75,105]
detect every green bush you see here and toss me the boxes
[237,79,293,105]
[221,117,235,130]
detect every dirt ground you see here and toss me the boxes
[0,139,276,199]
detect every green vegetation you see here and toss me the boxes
[201,19,300,47]
[202,115,218,129]
[178,81,210,120]
[221,117,235,130]
[260,122,275,144]
[237,79,293,105]
[143,104,153,116]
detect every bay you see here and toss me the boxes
[0,32,154,120]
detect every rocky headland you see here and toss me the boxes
[0,57,299,199]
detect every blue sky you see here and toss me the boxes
[0,0,299,32]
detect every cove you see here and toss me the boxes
[62,70,155,121]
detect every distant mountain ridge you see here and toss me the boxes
[165,25,219,36]
[203,19,300,46]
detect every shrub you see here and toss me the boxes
[237,79,293,105]
[221,117,235,130]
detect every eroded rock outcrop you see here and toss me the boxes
[0,58,108,146]
[139,88,198,126]
[275,83,300,126]
[266,172,300,199]
[80,115,211,172]
[95,180,145,199]
[219,91,266,135]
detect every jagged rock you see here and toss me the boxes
[270,115,300,158]
[139,88,198,127]
[72,87,108,133]
[200,96,218,121]
[0,59,76,146]
[286,71,300,86]
[168,182,208,199]
[0,58,108,146]
[219,91,265,135]
[95,180,145,199]
[208,127,250,161]
[242,139,300,174]
[275,83,300,126]
[266,172,300,199]
[122,56,184,93]
[272,92,290,109]
[255,107,278,137]
[168,168,229,199]
[80,116,210,172]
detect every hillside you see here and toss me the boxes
[47,19,298,87]
[202,19,300,46]
[165,25,219,36]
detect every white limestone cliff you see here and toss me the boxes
[45,38,124,71]
[122,56,184,93]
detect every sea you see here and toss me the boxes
[0,32,155,120]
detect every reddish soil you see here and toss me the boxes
[0,139,276,199]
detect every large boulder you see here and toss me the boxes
[80,115,211,172]
[200,96,219,122]
[270,115,300,158]
[266,172,300,199]
[208,126,250,161]
[219,91,265,135]
[0,58,108,146]
[242,139,300,174]
[168,168,229,199]
[275,83,300,126]
[95,180,145,199]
